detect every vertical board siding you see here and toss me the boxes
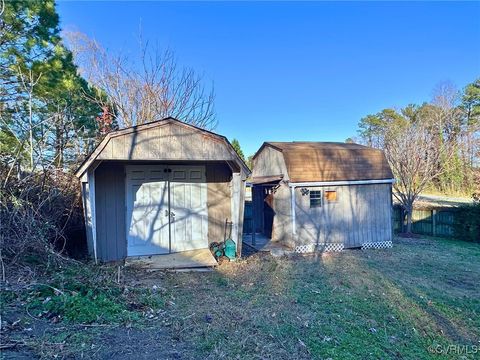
[97,161,237,261]
[252,147,289,180]
[95,163,126,261]
[96,122,235,162]
[393,206,403,233]
[230,173,242,245]
[393,206,456,237]
[435,211,455,237]
[411,209,433,235]
[94,161,235,261]
[294,183,393,248]
[271,183,293,245]
[206,162,232,244]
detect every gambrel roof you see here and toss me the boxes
[253,141,393,182]
[75,117,250,178]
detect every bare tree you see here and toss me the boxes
[65,31,216,130]
[384,121,453,233]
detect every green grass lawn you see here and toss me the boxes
[2,237,479,359]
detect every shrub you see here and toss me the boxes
[453,203,480,242]
[0,165,84,279]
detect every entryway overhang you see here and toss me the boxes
[250,175,283,185]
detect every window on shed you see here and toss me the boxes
[310,190,322,208]
[324,190,337,203]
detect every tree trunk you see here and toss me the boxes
[406,210,413,233]
[403,199,414,234]
[54,114,64,168]
[28,90,34,170]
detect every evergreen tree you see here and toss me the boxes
[462,79,480,126]
[0,0,102,170]
[231,138,245,160]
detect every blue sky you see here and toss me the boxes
[58,1,480,156]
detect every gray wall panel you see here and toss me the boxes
[294,183,392,248]
[95,163,126,261]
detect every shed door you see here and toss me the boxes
[126,166,170,256]
[170,166,208,252]
[126,165,208,256]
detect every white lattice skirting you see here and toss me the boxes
[295,243,344,254]
[361,241,393,249]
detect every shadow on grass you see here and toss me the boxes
[175,237,480,359]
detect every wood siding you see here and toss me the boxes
[95,162,126,261]
[97,122,236,164]
[250,183,292,245]
[93,161,237,261]
[206,162,232,244]
[294,183,392,248]
[252,146,289,180]
[271,183,293,246]
[393,206,456,237]
[78,119,250,261]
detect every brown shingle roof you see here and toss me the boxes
[261,142,393,182]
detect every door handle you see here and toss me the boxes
[165,210,176,219]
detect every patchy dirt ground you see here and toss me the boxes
[2,237,479,359]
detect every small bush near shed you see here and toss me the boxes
[453,202,480,242]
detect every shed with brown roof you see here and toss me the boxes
[246,142,394,252]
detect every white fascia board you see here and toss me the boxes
[288,179,395,188]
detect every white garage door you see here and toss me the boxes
[126,165,208,256]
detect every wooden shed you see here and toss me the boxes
[248,142,394,252]
[75,118,250,264]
